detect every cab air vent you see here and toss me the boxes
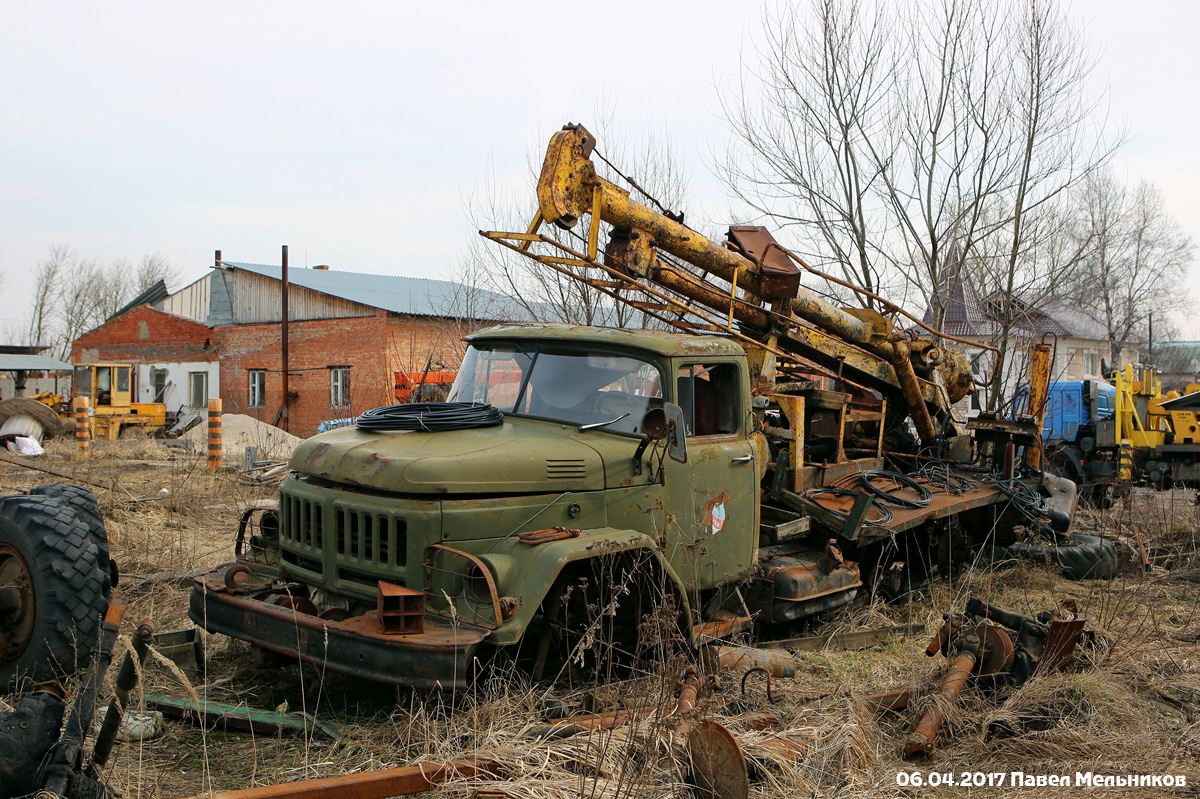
[546,459,586,479]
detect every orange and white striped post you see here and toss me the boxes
[74,396,90,455]
[207,398,222,473]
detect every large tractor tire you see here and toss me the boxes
[28,483,113,593]
[1005,533,1119,580]
[0,494,112,689]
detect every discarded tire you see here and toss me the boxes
[1005,533,1119,580]
[0,494,112,688]
[28,483,113,593]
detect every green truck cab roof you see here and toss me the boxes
[467,324,746,359]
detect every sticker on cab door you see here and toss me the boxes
[705,493,731,535]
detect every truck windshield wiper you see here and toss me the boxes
[578,412,631,431]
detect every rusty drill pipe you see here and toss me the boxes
[904,645,978,760]
[184,758,503,799]
[891,341,937,443]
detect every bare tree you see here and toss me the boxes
[722,0,1119,348]
[136,251,180,293]
[25,245,72,348]
[1071,173,1194,366]
[22,245,175,360]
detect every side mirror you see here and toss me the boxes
[641,403,687,464]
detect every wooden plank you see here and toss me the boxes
[0,451,118,493]
[764,624,926,652]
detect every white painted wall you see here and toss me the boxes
[0,374,68,400]
[136,361,220,412]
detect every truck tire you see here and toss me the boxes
[28,484,113,593]
[1005,533,1119,580]
[0,494,112,689]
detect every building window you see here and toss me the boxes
[1084,353,1099,376]
[330,367,351,408]
[248,370,266,408]
[189,371,209,408]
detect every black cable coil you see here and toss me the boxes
[857,469,934,508]
[355,402,504,432]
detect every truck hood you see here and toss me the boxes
[290,419,606,494]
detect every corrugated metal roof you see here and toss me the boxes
[1153,341,1200,376]
[0,354,73,371]
[221,262,532,321]
[111,279,170,320]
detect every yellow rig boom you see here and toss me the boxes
[484,124,978,444]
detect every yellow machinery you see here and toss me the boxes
[72,363,167,439]
[1112,364,1200,447]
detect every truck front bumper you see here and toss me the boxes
[188,564,488,690]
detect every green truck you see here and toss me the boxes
[189,323,1063,689]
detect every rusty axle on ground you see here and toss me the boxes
[183,758,503,799]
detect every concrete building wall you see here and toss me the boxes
[135,361,220,412]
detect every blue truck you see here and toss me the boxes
[1041,376,1200,506]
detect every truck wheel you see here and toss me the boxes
[0,494,112,689]
[1005,533,1119,580]
[28,484,113,593]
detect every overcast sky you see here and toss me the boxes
[2,1,1196,336]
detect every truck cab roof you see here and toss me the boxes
[467,324,746,359]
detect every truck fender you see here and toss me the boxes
[483,527,690,646]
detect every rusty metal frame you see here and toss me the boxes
[762,393,805,492]
[423,544,503,630]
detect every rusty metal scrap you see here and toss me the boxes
[868,598,1089,760]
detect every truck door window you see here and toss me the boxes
[95,367,112,406]
[74,366,91,398]
[677,364,738,436]
[116,366,130,393]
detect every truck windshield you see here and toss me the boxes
[448,343,663,435]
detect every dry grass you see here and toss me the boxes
[3,446,1200,798]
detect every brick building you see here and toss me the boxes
[71,259,526,435]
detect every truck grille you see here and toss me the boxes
[280,495,408,571]
[546,458,586,479]
[335,507,408,567]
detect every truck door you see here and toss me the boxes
[663,361,758,590]
[112,365,132,408]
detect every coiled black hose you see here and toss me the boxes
[355,402,504,432]
[857,469,934,508]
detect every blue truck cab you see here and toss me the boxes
[1042,380,1116,442]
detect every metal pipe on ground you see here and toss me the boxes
[181,758,503,799]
